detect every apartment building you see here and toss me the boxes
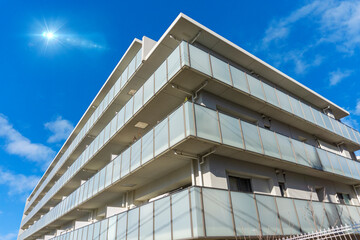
[18,13,360,240]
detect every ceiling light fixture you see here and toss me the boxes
[134,122,148,129]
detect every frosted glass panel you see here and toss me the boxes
[112,156,121,182]
[184,102,195,136]
[322,114,334,132]
[312,108,326,129]
[128,57,136,78]
[276,134,296,163]
[169,106,185,147]
[338,156,352,178]
[294,200,316,233]
[141,130,153,164]
[136,49,142,69]
[83,181,89,201]
[124,98,133,123]
[154,61,167,93]
[99,219,108,240]
[167,46,181,79]
[180,41,189,67]
[247,74,265,101]
[291,140,310,167]
[154,119,168,156]
[190,188,204,238]
[127,208,139,240]
[347,205,360,223]
[92,172,99,196]
[133,87,143,114]
[98,168,106,192]
[330,117,342,136]
[256,195,282,235]
[104,125,111,143]
[336,205,351,225]
[107,216,117,240]
[139,203,153,240]
[276,90,293,113]
[301,102,315,123]
[194,105,221,142]
[105,162,113,187]
[241,121,263,154]
[219,113,244,149]
[87,178,93,199]
[143,76,154,104]
[276,198,301,235]
[349,128,359,144]
[121,149,130,177]
[231,191,260,236]
[340,123,350,139]
[93,221,100,240]
[288,96,304,118]
[347,160,360,180]
[172,190,192,239]
[116,213,127,240]
[154,196,171,240]
[327,153,343,175]
[230,66,249,93]
[189,44,211,75]
[317,149,333,173]
[203,188,234,237]
[130,140,141,171]
[347,126,358,143]
[304,144,322,170]
[259,128,280,159]
[262,82,279,107]
[323,203,341,227]
[211,55,231,85]
[312,202,330,230]
[82,226,88,240]
[117,108,125,131]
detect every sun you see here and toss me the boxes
[42,31,55,40]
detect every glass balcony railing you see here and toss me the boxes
[19,102,360,240]
[48,186,360,240]
[25,48,143,214]
[185,43,360,147]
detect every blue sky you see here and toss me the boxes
[1,0,360,239]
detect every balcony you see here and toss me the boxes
[47,186,360,240]
[19,102,360,240]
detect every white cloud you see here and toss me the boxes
[341,116,359,129]
[44,116,74,143]
[261,1,325,46]
[319,1,360,53]
[329,69,352,86]
[259,0,360,72]
[0,114,55,164]
[354,99,360,115]
[0,232,17,240]
[0,168,39,196]
[270,47,323,74]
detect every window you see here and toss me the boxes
[278,182,287,197]
[315,187,325,202]
[337,193,351,204]
[228,176,252,193]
